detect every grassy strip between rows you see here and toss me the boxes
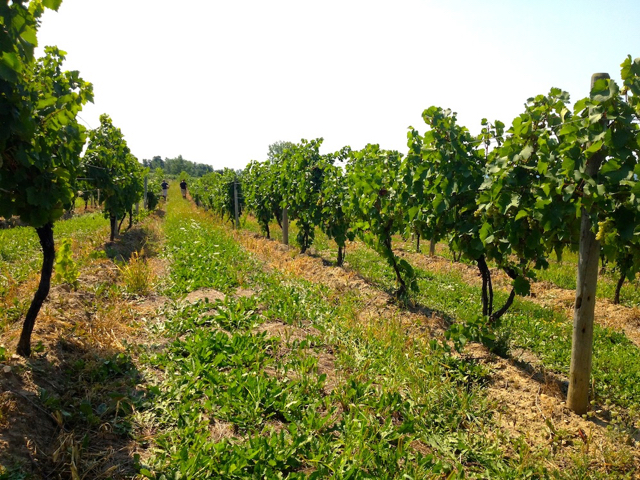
[137,200,631,479]
[343,244,640,419]
[0,213,109,288]
[399,239,640,309]
[0,210,163,478]
[533,253,640,308]
[245,216,639,416]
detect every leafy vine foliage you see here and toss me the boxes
[82,114,144,241]
[318,147,353,266]
[243,160,280,238]
[191,168,244,224]
[0,0,92,356]
[238,58,640,325]
[278,139,326,254]
[347,144,416,297]
[477,90,579,321]
[568,58,640,304]
[242,141,354,265]
[198,58,640,415]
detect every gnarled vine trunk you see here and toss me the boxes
[337,245,345,267]
[614,270,625,305]
[490,268,518,323]
[383,235,406,297]
[17,223,55,357]
[477,257,518,323]
[477,255,493,318]
[109,214,117,242]
[118,213,127,233]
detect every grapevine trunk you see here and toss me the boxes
[16,223,55,357]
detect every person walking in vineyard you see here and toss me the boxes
[180,178,188,199]
[161,179,169,202]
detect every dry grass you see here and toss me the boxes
[0,216,169,478]
[117,250,156,296]
[0,393,17,429]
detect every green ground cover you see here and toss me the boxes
[0,213,109,289]
[137,201,635,479]
[342,243,640,417]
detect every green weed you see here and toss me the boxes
[117,250,154,295]
[54,238,79,290]
[140,202,570,478]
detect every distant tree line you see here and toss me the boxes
[141,155,216,177]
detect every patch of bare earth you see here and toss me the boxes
[183,288,225,304]
[253,320,340,394]
[0,217,170,478]
[234,230,640,475]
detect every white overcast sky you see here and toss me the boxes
[36,0,640,170]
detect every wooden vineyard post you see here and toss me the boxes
[233,179,240,229]
[143,176,148,209]
[567,72,610,415]
[282,207,289,245]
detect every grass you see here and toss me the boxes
[240,215,640,420]
[0,213,110,331]
[343,242,640,415]
[136,201,637,478]
[117,250,155,295]
[537,251,640,307]
[393,232,640,308]
[2,204,637,478]
[0,213,109,288]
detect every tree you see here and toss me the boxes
[267,140,295,162]
[244,160,276,238]
[1,0,93,356]
[406,108,504,317]
[192,169,243,223]
[142,155,164,170]
[318,147,353,266]
[477,90,580,321]
[279,139,326,253]
[599,220,640,304]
